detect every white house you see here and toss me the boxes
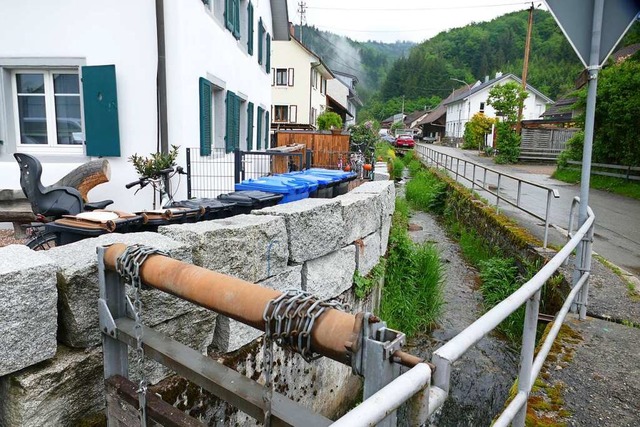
[444,72,553,143]
[271,34,333,130]
[333,72,362,127]
[0,0,289,212]
[326,77,351,129]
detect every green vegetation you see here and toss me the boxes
[316,111,343,130]
[463,113,495,150]
[349,121,380,156]
[487,82,528,164]
[552,168,640,201]
[380,198,444,336]
[405,170,447,214]
[391,157,405,180]
[354,259,386,299]
[129,144,179,178]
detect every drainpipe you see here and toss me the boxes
[156,0,169,154]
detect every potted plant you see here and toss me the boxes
[128,145,180,178]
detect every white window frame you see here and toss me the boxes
[12,69,84,155]
[274,105,288,122]
[275,69,288,86]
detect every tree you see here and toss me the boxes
[316,111,343,130]
[487,82,528,124]
[487,82,527,163]
[463,113,495,150]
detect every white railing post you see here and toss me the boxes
[513,289,541,426]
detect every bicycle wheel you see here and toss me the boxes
[26,232,58,251]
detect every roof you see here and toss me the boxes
[541,96,578,119]
[289,35,335,79]
[611,43,640,63]
[417,85,470,126]
[404,110,429,124]
[444,73,553,105]
[333,71,359,85]
[270,0,290,41]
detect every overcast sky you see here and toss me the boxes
[286,0,546,43]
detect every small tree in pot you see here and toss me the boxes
[317,111,343,131]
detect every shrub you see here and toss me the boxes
[317,111,343,130]
[405,170,447,214]
[494,122,521,164]
[463,113,495,150]
[129,145,180,178]
[556,131,584,168]
[392,157,405,180]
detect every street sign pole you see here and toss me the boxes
[572,0,604,318]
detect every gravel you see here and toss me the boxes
[0,229,26,247]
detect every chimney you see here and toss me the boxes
[485,75,489,83]
[495,71,503,78]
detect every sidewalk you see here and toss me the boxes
[420,144,640,426]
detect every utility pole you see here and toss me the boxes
[516,3,535,134]
[298,1,307,43]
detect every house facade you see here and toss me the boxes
[271,35,333,130]
[326,77,351,129]
[333,72,362,127]
[0,0,288,212]
[444,73,553,143]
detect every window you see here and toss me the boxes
[275,69,287,86]
[480,102,485,113]
[311,107,317,127]
[320,77,325,94]
[199,77,225,156]
[311,69,318,89]
[274,105,288,122]
[13,70,84,152]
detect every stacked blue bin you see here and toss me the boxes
[235,176,312,204]
[281,171,335,198]
[304,168,357,197]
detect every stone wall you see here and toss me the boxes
[0,180,394,426]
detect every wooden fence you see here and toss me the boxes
[275,130,350,169]
[566,160,640,181]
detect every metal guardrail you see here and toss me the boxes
[415,143,560,248]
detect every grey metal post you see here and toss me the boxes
[516,181,522,207]
[544,190,552,249]
[579,222,595,319]
[513,289,541,427]
[483,169,487,190]
[98,246,129,380]
[496,174,502,212]
[455,158,459,182]
[471,164,476,190]
[573,0,603,294]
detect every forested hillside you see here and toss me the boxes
[379,10,583,103]
[292,25,414,101]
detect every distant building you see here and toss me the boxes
[444,72,553,143]
[333,72,363,127]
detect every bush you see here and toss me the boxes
[317,111,343,130]
[556,131,584,168]
[494,122,520,164]
[129,145,180,178]
[463,113,494,150]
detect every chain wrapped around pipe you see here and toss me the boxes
[115,244,169,427]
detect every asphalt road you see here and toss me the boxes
[419,144,640,279]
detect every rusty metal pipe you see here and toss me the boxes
[104,243,357,365]
[393,350,436,373]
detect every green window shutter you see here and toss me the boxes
[264,111,270,148]
[258,19,264,65]
[198,77,213,156]
[224,0,233,32]
[247,101,254,151]
[233,0,240,39]
[256,106,263,150]
[233,94,240,150]
[247,2,254,55]
[81,65,121,157]
[225,91,235,153]
[265,33,271,71]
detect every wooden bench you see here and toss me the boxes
[0,189,35,237]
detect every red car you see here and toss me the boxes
[395,134,415,148]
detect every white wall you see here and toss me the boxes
[445,77,551,140]
[164,0,274,202]
[271,40,312,126]
[0,0,158,212]
[0,0,277,214]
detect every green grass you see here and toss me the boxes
[405,170,447,214]
[552,167,640,200]
[380,198,444,336]
[391,157,405,180]
[354,259,386,299]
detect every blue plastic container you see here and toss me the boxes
[235,176,310,204]
[281,172,333,198]
[304,168,357,196]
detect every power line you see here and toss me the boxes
[307,2,532,12]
